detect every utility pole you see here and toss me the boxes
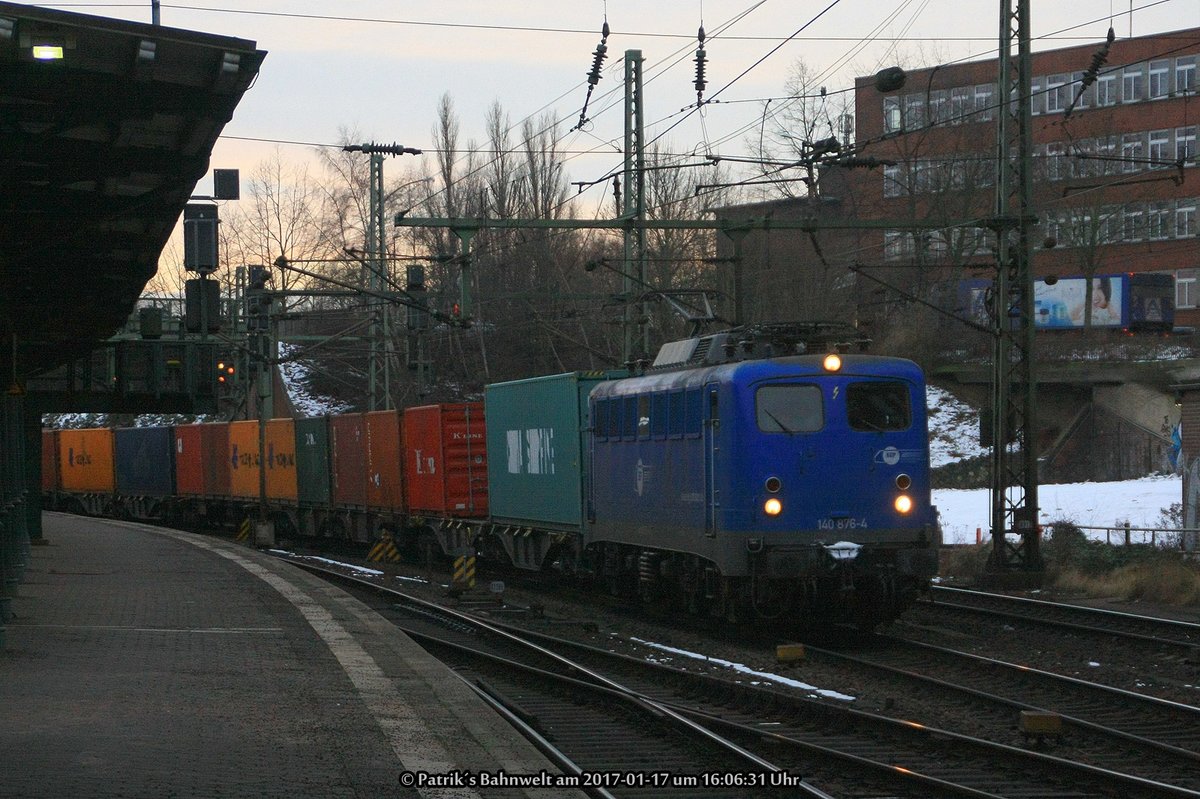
[988,0,1042,581]
[622,50,648,365]
[343,142,421,410]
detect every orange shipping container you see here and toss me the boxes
[58,428,115,493]
[229,419,297,501]
[365,410,404,510]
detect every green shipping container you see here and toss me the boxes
[295,417,331,506]
[485,371,619,530]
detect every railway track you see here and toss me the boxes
[804,634,1200,790]
[923,586,1200,649]
[285,556,1200,799]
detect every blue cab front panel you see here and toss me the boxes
[588,355,936,577]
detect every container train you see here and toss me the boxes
[42,328,940,628]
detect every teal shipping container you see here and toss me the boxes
[295,417,331,506]
[485,371,618,530]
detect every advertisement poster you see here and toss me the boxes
[1034,276,1124,329]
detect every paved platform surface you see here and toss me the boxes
[1,513,581,798]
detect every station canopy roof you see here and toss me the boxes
[0,2,264,380]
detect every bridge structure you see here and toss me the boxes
[0,2,264,612]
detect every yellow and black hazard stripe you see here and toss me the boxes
[367,531,401,563]
[452,554,476,590]
[236,518,251,543]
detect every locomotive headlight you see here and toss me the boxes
[764,498,783,516]
[894,495,913,514]
[822,353,842,372]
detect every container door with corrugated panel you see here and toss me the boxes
[264,419,297,501]
[365,410,403,510]
[174,425,204,496]
[331,414,367,507]
[115,426,175,496]
[295,417,331,506]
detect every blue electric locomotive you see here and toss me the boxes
[587,328,939,627]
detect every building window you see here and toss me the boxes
[1122,205,1144,241]
[883,230,907,262]
[1029,77,1043,115]
[1149,59,1170,99]
[975,83,995,121]
[1149,129,1171,168]
[1095,135,1119,175]
[1176,201,1197,238]
[950,87,970,123]
[1096,72,1118,106]
[1177,126,1197,165]
[903,94,924,128]
[1122,132,1145,173]
[1177,56,1196,95]
[883,96,901,132]
[1180,56,1200,95]
[883,163,904,197]
[1178,269,1198,310]
[1045,142,1066,181]
[1100,206,1122,244]
[928,89,949,124]
[1147,202,1171,240]
[1123,64,1144,103]
[1069,71,1089,110]
[1045,74,1068,113]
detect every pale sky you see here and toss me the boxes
[34,1,1200,213]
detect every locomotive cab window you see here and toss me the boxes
[847,381,911,432]
[755,385,823,433]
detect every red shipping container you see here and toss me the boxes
[403,403,488,517]
[174,423,230,497]
[41,430,58,492]
[330,414,367,507]
[365,410,404,511]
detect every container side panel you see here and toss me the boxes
[445,402,487,517]
[174,425,204,496]
[330,414,367,507]
[265,419,298,501]
[58,428,115,493]
[365,411,403,510]
[202,423,231,497]
[115,427,175,496]
[485,374,602,528]
[41,430,59,492]
[402,405,443,513]
[295,417,331,505]
[228,420,259,499]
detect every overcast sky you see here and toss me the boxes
[37,1,1200,208]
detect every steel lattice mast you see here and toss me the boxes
[989,0,1043,579]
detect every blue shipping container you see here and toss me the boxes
[114,426,175,496]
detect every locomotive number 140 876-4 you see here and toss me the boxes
[818,517,868,531]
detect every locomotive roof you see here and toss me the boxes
[590,354,924,397]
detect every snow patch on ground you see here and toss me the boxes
[278,343,353,417]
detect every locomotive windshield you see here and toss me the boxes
[846,381,911,431]
[756,385,823,433]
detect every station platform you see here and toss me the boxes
[0,513,581,799]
